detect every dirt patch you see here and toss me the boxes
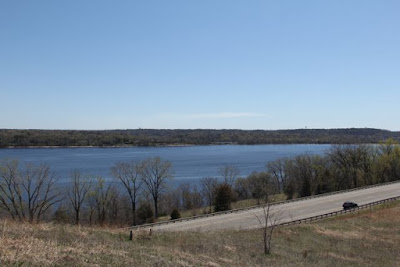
[313,226,363,238]
[224,245,237,252]
[206,262,221,267]
[313,227,395,244]
[326,252,362,263]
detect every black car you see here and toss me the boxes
[343,201,358,210]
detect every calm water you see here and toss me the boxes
[0,145,331,186]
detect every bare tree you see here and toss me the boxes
[294,155,314,197]
[140,157,173,218]
[219,165,240,187]
[254,203,282,254]
[87,191,97,225]
[160,189,181,215]
[107,187,122,224]
[178,183,192,210]
[67,170,93,225]
[92,176,114,225]
[111,161,143,225]
[234,177,251,200]
[0,160,22,220]
[0,160,62,222]
[329,145,372,190]
[247,171,272,205]
[375,139,400,183]
[200,177,218,213]
[190,185,203,213]
[266,158,288,194]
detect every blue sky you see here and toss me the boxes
[1,1,399,130]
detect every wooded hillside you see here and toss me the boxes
[1,128,399,147]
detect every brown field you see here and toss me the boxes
[1,201,399,266]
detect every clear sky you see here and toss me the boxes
[1,1,399,130]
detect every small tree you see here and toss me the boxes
[213,183,233,212]
[219,165,240,187]
[67,170,93,225]
[284,181,296,200]
[91,177,113,225]
[201,177,218,213]
[140,157,173,218]
[170,208,181,220]
[111,160,143,226]
[254,203,282,254]
[247,171,272,205]
[234,177,251,201]
[53,205,70,224]
[179,183,193,210]
[137,202,154,224]
[190,185,203,213]
[0,160,62,222]
[266,158,289,194]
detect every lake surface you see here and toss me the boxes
[0,145,331,186]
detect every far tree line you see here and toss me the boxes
[1,128,400,147]
[0,140,399,226]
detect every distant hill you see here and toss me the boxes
[0,128,399,147]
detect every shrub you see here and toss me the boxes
[137,202,154,225]
[53,206,70,224]
[170,208,181,220]
[214,184,233,212]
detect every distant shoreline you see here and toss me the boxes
[3,144,195,149]
[1,128,399,148]
[1,143,382,149]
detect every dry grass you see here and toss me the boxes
[1,201,399,266]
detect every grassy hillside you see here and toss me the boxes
[1,201,399,266]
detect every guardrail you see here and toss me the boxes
[277,195,400,227]
[128,179,400,231]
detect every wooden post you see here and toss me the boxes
[129,230,133,241]
[149,229,152,236]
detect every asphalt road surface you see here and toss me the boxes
[149,182,400,232]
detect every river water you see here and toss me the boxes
[0,145,331,186]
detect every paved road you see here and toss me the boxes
[150,182,400,232]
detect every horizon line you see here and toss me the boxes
[0,127,397,132]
